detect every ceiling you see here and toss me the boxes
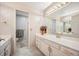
[21,2,52,12]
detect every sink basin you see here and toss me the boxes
[0,39,5,41]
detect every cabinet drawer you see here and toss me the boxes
[61,46,79,56]
[50,42,60,49]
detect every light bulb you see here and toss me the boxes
[53,6,58,10]
[61,2,67,5]
[57,4,61,8]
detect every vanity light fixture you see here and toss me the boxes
[51,8,55,12]
[46,8,55,14]
[61,2,67,5]
[53,6,58,9]
[57,4,62,8]
[45,2,71,16]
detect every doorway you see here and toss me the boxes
[52,19,56,34]
[16,10,28,48]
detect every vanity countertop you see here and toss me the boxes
[0,35,11,46]
[36,33,79,51]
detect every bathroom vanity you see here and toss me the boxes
[39,2,79,56]
[36,33,79,56]
[0,35,11,56]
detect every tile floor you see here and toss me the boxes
[14,40,44,56]
[14,47,44,56]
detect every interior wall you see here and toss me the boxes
[29,13,44,47]
[0,4,16,55]
[72,14,79,38]
[0,2,43,16]
[45,2,79,36]
[0,3,44,51]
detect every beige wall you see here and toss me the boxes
[0,4,16,55]
[0,2,44,54]
[72,14,79,38]
[28,13,44,47]
[1,2,43,16]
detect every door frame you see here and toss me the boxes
[15,10,30,48]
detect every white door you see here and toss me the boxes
[16,14,28,46]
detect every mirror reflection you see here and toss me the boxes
[61,16,72,34]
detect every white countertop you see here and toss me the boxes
[0,35,11,46]
[36,33,79,51]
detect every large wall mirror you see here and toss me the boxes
[45,2,79,38]
[61,16,72,34]
[45,12,79,38]
[59,12,79,37]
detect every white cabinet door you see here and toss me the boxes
[50,47,66,56]
[40,40,49,56]
[36,38,41,49]
[36,37,49,56]
[61,46,79,56]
